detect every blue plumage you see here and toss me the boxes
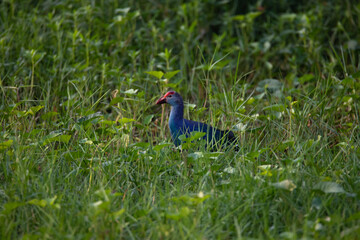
[156,91,237,149]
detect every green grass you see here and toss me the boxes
[1,0,360,239]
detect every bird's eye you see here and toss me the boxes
[168,95,172,98]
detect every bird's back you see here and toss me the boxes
[170,118,237,150]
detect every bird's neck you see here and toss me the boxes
[169,103,184,124]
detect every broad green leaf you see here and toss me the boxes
[25,105,44,116]
[143,114,154,125]
[171,192,210,206]
[188,131,206,141]
[258,165,275,177]
[185,103,196,110]
[258,165,271,170]
[47,196,60,208]
[272,180,296,191]
[1,202,25,215]
[94,189,111,198]
[279,232,296,239]
[115,7,130,14]
[165,207,191,220]
[233,11,262,22]
[127,10,140,20]
[195,64,211,71]
[178,134,188,142]
[276,140,295,151]
[245,148,268,160]
[280,13,297,21]
[341,77,354,88]
[27,199,47,207]
[41,132,61,143]
[246,97,255,105]
[113,209,125,218]
[246,11,262,20]
[100,120,117,126]
[345,94,356,103]
[118,118,135,124]
[204,152,224,160]
[313,181,346,194]
[178,132,206,150]
[212,59,230,69]
[43,134,71,146]
[91,200,110,215]
[256,79,283,93]
[246,150,260,160]
[133,142,150,149]
[254,92,266,99]
[223,167,236,174]
[304,139,314,149]
[153,143,172,151]
[79,138,93,145]
[113,15,124,24]
[232,15,245,21]
[91,200,109,209]
[188,152,204,160]
[29,196,60,209]
[260,169,273,177]
[146,71,164,79]
[54,135,71,144]
[0,140,13,150]
[110,97,124,105]
[164,70,180,80]
[263,104,286,112]
[124,89,138,95]
[217,180,231,186]
[298,74,314,84]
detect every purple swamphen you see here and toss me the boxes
[156,91,238,150]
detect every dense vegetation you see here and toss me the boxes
[1,0,359,239]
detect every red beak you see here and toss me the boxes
[156,96,166,104]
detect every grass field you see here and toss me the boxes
[1,0,360,239]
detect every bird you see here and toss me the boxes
[156,91,238,150]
